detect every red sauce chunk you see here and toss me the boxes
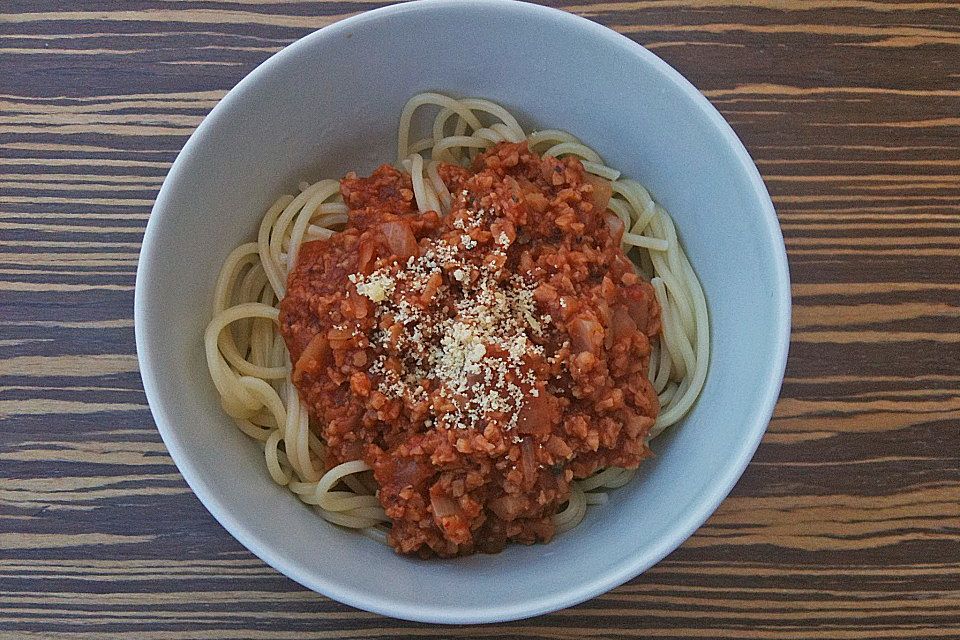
[279,142,661,557]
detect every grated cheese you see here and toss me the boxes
[347,205,553,432]
[352,272,396,302]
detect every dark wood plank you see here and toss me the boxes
[2,0,959,638]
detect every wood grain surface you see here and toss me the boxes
[2,0,959,638]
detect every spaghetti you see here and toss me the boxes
[204,93,709,549]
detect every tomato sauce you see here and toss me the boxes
[279,142,660,557]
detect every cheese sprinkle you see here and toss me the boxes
[351,199,550,432]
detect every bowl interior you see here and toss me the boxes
[136,0,789,624]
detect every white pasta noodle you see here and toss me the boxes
[204,93,709,546]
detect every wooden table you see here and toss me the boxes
[3,1,959,637]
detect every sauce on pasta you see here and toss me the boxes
[279,142,661,556]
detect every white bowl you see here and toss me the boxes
[135,0,790,624]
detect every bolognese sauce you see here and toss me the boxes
[279,141,661,557]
